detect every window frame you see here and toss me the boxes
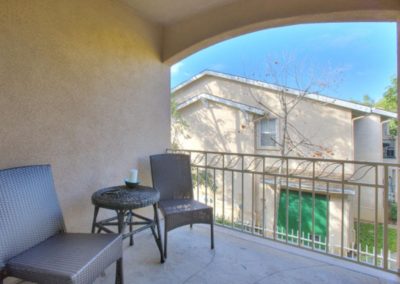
[256,117,279,150]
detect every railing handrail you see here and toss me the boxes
[167,148,400,167]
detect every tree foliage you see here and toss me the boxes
[376,77,397,112]
[376,77,397,136]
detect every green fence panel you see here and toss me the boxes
[277,190,327,241]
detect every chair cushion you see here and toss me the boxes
[159,199,213,231]
[7,233,122,284]
[159,199,211,215]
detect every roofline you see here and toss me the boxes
[176,93,265,115]
[172,70,397,120]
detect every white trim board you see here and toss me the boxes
[176,93,265,115]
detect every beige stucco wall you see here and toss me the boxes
[0,0,170,232]
[173,75,354,162]
[175,100,255,153]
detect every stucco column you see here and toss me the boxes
[397,21,400,274]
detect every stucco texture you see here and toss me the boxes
[173,75,354,161]
[0,0,170,232]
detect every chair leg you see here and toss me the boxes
[129,210,134,246]
[190,223,193,229]
[91,206,99,233]
[153,204,164,263]
[164,225,168,259]
[115,257,123,284]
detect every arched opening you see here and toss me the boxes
[170,20,400,272]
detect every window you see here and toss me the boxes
[258,118,277,148]
[383,139,396,159]
[389,169,396,202]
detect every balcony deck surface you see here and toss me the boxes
[6,225,400,284]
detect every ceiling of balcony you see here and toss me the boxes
[121,0,239,24]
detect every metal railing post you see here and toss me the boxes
[383,165,389,269]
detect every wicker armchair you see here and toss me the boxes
[0,165,123,284]
[150,153,214,258]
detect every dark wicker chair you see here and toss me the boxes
[0,165,123,284]
[150,153,214,258]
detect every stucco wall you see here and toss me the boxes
[173,75,354,161]
[175,100,255,153]
[0,0,170,232]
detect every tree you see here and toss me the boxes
[376,77,397,136]
[357,95,375,107]
[248,55,342,232]
[249,56,340,158]
[376,77,397,112]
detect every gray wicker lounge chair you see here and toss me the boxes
[0,165,123,284]
[150,153,214,258]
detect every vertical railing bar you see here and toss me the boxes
[312,161,315,250]
[222,154,225,225]
[374,165,378,266]
[231,169,234,229]
[383,165,389,269]
[341,162,345,258]
[205,153,208,205]
[241,155,244,232]
[252,172,255,235]
[326,182,330,254]
[357,184,361,263]
[273,175,277,240]
[285,158,289,244]
[298,178,302,247]
[262,158,266,238]
[196,166,199,201]
[213,166,216,223]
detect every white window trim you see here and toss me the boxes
[256,117,280,150]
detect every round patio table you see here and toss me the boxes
[91,185,164,263]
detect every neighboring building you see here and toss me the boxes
[172,71,398,252]
[382,121,398,204]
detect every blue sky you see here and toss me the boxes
[171,22,396,102]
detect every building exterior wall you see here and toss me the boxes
[175,100,256,153]
[0,0,170,232]
[174,75,354,162]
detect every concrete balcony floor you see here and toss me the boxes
[7,225,400,284]
[103,224,399,284]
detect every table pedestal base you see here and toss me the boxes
[92,204,164,263]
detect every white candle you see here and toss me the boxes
[129,169,138,182]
